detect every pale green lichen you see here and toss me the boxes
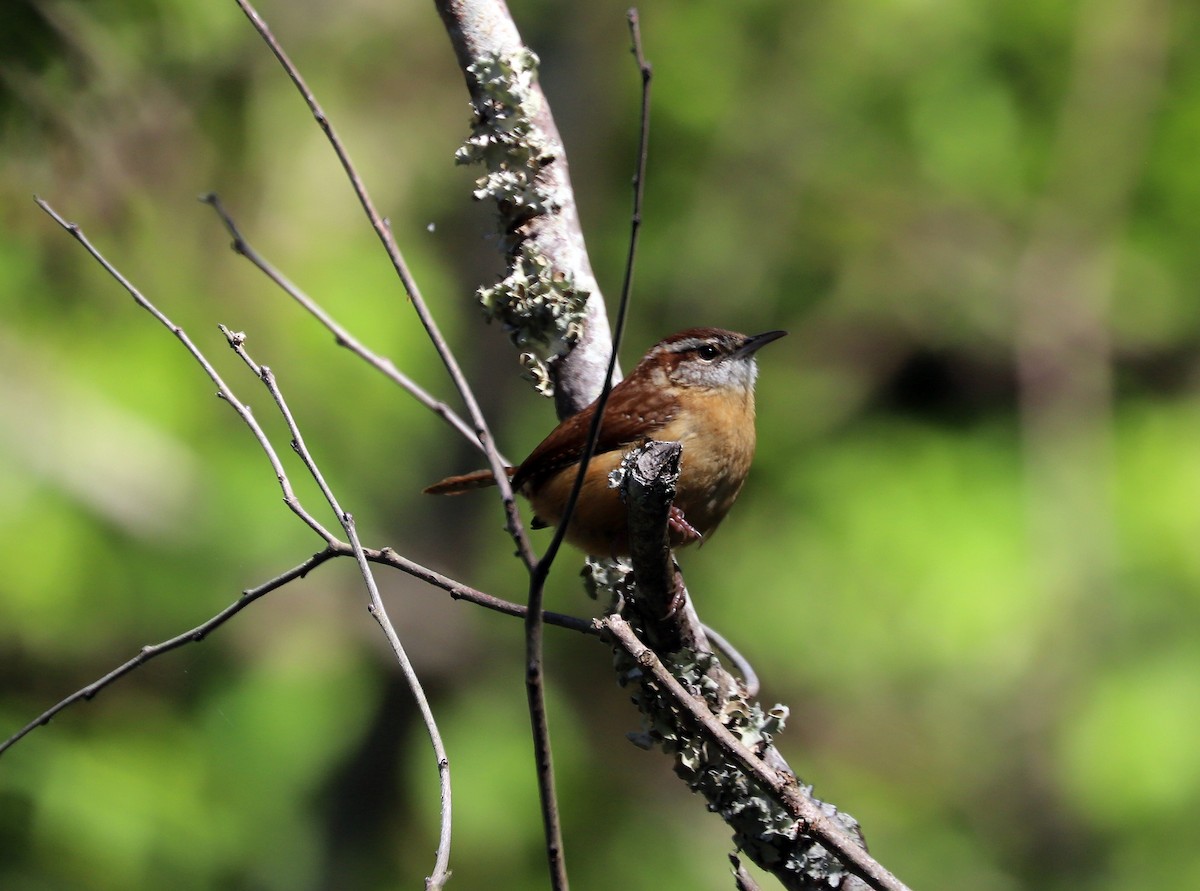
[582,557,634,605]
[455,49,554,214]
[456,50,589,395]
[476,244,588,380]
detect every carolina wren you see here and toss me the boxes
[425,327,786,556]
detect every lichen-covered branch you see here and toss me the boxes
[604,613,890,891]
[435,0,616,418]
[594,442,905,891]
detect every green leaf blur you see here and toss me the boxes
[2,1,1198,889]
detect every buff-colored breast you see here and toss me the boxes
[524,387,757,557]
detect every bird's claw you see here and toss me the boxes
[668,506,703,546]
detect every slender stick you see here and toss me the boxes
[701,623,760,698]
[532,8,651,585]
[202,194,486,455]
[232,0,536,571]
[0,549,337,757]
[361,544,594,634]
[519,15,654,889]
[730,854,763,891]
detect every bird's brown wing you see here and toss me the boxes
[512,376,678,491]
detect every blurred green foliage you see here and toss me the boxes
[2,0,1199,889]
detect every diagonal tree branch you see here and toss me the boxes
[603,614,908,891]
[34,197,337,542]
[607,442,909,891]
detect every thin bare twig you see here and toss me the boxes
[0,550,336,758]
[603,615,912,891]
[511,14,655,887]
[361,544,593,633]
[202,193,486,455]
[701,623,760,699]
[232,0,536,572]
[533,7,651,585]
[730,854,763,891]
[34,197,337,542]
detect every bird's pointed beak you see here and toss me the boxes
[735,329,788,358]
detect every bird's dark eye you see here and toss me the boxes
[697,344,720,361]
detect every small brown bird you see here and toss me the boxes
[425,327,786,556]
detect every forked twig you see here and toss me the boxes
[0,531,595,760]
[202,193,485,454]
[29,197,463,885]
[223,331,454,889]
[33,198,337,542]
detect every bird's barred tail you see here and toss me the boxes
[423,467,514,495]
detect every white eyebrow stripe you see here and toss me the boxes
[667,337,717,353]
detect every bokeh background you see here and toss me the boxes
[3,0,1199,888]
